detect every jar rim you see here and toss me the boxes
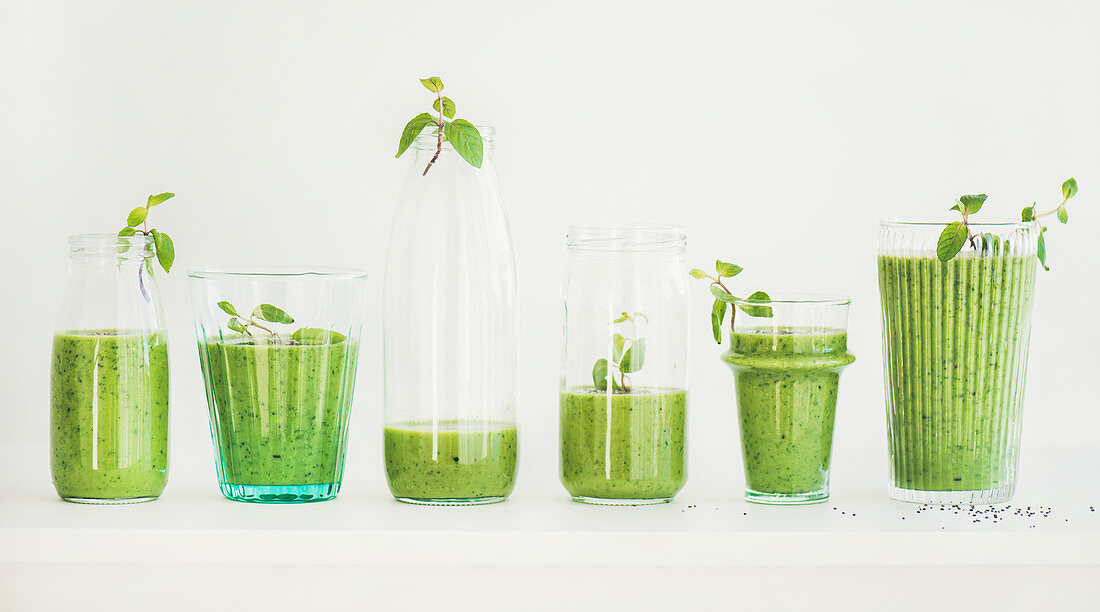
[566,223,687,252]
[733,292,851,306]
[188,266,369,280]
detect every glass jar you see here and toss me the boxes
[878,220,1038,504]
[723,295,855,505]
[189,267,368,503]
[50,234,169,503]
[383,126,519,505]
[559,224,689,505]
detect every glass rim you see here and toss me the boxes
[733,292,851,306]
[566,223,687,251]
[188,265,369,280]
[880,218,1033,229]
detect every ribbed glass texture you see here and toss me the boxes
[190,268,367,503]
[878,221,1037,504]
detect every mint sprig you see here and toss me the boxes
[118,192,176,273]
[936,178,1078,269]
[395,76,483,176]
[218,300,295,339]
[592,312,647,393]
[689,260,772,344]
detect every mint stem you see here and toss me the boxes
[422,90,446,176]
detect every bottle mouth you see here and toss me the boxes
[188,266,368,281]
[412,125,496,150]
[566,224,687,252]
[68,233,155,260]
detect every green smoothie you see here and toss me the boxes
[384,421,517,502]
[723,329,854,500]
[559,387,687,502]
[198,335,358,501]
[50,330,169,502]
[879,253,1036,493]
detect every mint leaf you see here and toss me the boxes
[710,284,736,303]
[444,119,483,169]
[711,299,727,344]
[291,327,347,344]
[1037,229,1049,270]
[149,229,174,273]
[420,77,444,93]
[147,192,174,208]
[227,318,247,333]
[127,207,148,227]
[433,96,456,119]
[253,304,294,324]
[937,221,968,263]
[217,301,238,316]
[1021,205,1035,222]
[396,112,435,158]
[689,268,708,279]
[612,312,630,324]
[612,333,627,362]
[592,358,609,391]
[1057,207,1068,224]
[620,339,646,373]
[715,261,742,278]
[118,227,136,237]
[611,376,624,392]
[958,194,988,215]
[1062,178,1078,199]
[738,290,774,318]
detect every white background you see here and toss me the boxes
[2,0,1098,538]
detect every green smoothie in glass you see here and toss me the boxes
[879,247,1037,502]
[724,328,854,503]
[51,330,169,503]
[199,333,358,503]
[559,387,687,503]
[384,420,518,503]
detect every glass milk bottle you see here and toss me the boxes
[383,126,519,505]
[50,234,169,503]
[559,224,690,505]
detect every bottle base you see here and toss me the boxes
[394,495,507,506]
[889,484,1014,505]
[219,483,339,504]
[571,495,672,506]
[60,495,159,505]
[744,488,829,505]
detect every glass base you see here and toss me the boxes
[219,483,339,504]
[394,496,507,506]
[60,495,159,505]
[744,487,829,505]
[571,495,672,506]
[889,484,1014,505]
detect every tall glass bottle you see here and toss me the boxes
[559,225,690,505]
[51,234,169,503]
[383,126,519,505]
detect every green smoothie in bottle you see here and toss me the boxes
[51,330,170,502]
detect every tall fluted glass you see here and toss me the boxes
[878,221,1038,504]
[190,267,367,503]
